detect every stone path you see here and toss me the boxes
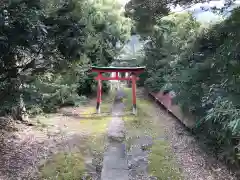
[128,136,153,180]
[101,90,155,180]
[101,91,129,180]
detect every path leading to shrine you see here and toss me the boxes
[101,91,128,180]
[0,88,237,180]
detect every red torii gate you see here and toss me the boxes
[90,66,145,114]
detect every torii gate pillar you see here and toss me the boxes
[90,66,145,115]
[96,73,102,113]
[131,73,137,114]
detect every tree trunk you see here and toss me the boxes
[11,66,29,122]
[18,83,28,121]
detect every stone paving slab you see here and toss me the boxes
[101,91,154,180]
[101,90,129,180]
[103,142,126,158]
[127,135,159,180]
[102,145,128,169]
[101,168,129,180]
[107,116,125,141]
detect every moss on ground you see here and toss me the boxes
[39,152,86,180]
[122,88,134,112]
[149,140,182,180]
[79,107,111,135]
[123,88,182,180]
[38,92,115,179]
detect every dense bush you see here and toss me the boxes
[128,5,240,166]
[172,8,240,164]
[0,0,131,117]
[25,71,87,114]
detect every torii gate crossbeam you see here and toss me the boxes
[90,66,145,115]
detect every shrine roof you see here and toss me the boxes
[90,66,145,73]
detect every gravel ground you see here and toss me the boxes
[0,123,86,180]
[0,92,238,180]
[150,101,238,180]
[136,89,238,180]
[0,106,100,180]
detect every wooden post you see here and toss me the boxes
[96,73,102,113]
[116,72,120,90]
[132,74,137,115]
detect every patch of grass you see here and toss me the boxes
[39,152,87,180]
[38,94,114,180]
[98,103,112,113]
[124,113,158,138]
[123,90,159,150]
[33,91,115,128]
[149,140,182,180]
[122,88,133,112]
[78,91,114,134]
[102,91,115,103]
[79,107,112,134]
[86,134,106,153]
[123,97,160,139]
[122,88,183,180]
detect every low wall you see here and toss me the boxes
[148,91,195,129]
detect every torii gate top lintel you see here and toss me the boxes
[91,66,145,73]
[90,66,145,115]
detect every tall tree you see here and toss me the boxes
[0,0,132,119]
[125,0,236,35]
[142,12,201,92]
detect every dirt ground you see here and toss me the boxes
[0,99,106,180]
[142,93,238,180]
[0,92,238,180]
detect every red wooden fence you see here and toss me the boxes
[148,90,195,129]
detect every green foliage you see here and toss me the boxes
[197,97,240,163]
[127,1,240,166]
[77,71,110,96]
[25,72,87,114]
[0,0,132,117]
[143,13,201,92]
[138,9,240,165]
[125,0,237,35]
[125,0,169,35]
[78,72,96,96]
[170,8,240,164]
